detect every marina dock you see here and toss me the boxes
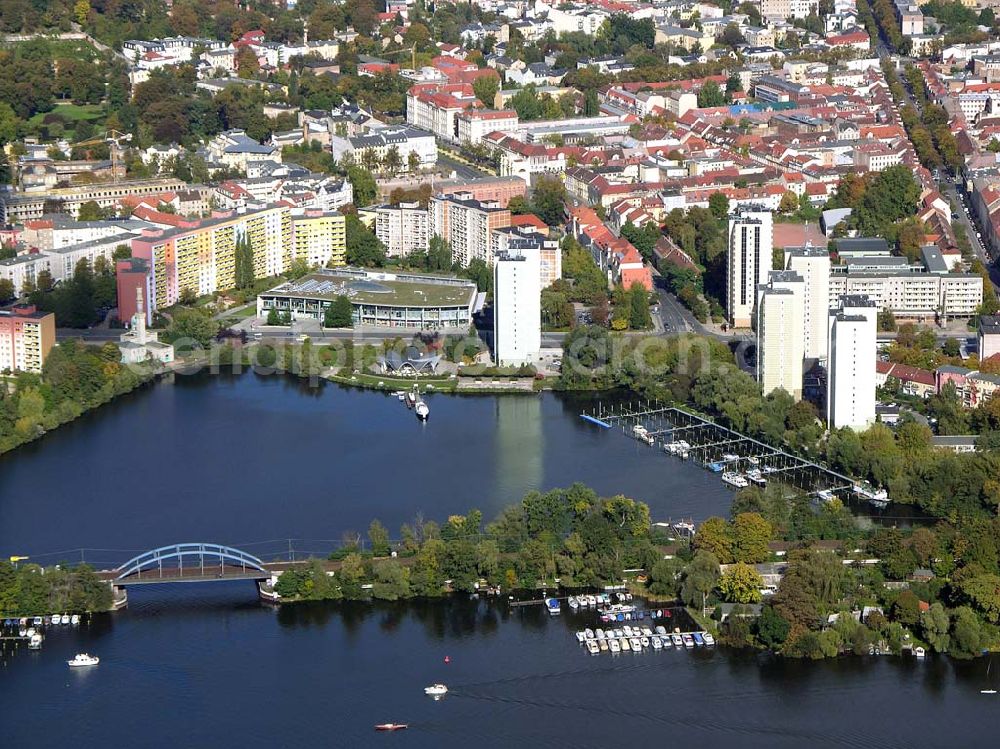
[585,401,871,504]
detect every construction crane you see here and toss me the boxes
[69,129,133,183]
[384,45,418,71]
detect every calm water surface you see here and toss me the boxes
[0,374,994,747]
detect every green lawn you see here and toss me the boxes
[27,103,106,139]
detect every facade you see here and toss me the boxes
[432,176,528,208]
[335,126,437,167]
[429,193,511,267]
[490,226,561,289]
[827,295,878,431]
[455,109,519,145]
[374,202,431,258]
[827,263,982,320]
[757,271,805,400]
[979,315,1000,359]
[493,249,541,366]
[257,268,479,330]
[785,245,831,361]
[129,205,293,311]
[291,210,346,268]
[727,206,773,328]
[0,179,186,222]
[0,305,55,374]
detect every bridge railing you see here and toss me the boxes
[114,543,267,581]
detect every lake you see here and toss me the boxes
[0,373,993,747]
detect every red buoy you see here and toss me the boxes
[444,656,451,664]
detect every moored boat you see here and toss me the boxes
[630,637,642,651]
[703,632,716,646]
[692,632,705,646]
[424,684,448,697]
[620,637,631,651]
[681,634,695,648]
[721,471,749,488]
[651,635,663,650]
[586,640,600,655]
[671,633,683,647]
[545,598,561,615]
[609,638,621,653]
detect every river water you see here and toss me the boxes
[0,374,994,746]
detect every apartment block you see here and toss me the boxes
[0,305,55,374]
[757,271,805,400]
[430,193,511,267]
[785,245,831,361]
[493,249,541,366]
[828,295,878,431]
[374,202,431,258]
[291,210,346,268]
[727,206,773,328]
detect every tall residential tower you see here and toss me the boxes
[757,270,805,400]
[827,295,878,430]
[727,206,773,328]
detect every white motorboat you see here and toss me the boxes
[817,489,836,502]
[68,653,99,667]
[424,684,448,697]
[622,625,633,637]
[415,401,429,421]
[681,634,695,648]
[28,633,42,650]
[584,628,595,640]
[641,627,653,637]
[746,469,766,486]
[630,637,642,651]
[586,594,597,607]
[655,625,667,636]
[620,637,631,651]
[71,614,80,625]
[568,596,579,610]
[576,631,586,643]
[640,636,650,648]
[651,636,663,650]
[60,614,70,625]
[545,598,561,615]
[721,453,739,462]
[703,632,716,646]
[598,638,608,651]
[586,640,600,655]
[595,628,605,640]
[32,616,42,627]
[50,614,61,624]
[721,472,749,489]
[671,634,683,647]
[609,638,621,653]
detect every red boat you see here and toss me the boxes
[375,723,409,732]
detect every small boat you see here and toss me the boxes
[721,453,739,462]
[707,461,724,473]
[609,638,621,653]
[747,456,760,466]
[598,638,608,651]
[575,631,586,644]
[816,489,836,502]
[914,647,926,659]
[640,636,650,648]
[661,634,673,648]
[671,634,683,647]
[682,634,695,648]
[50,614,61,625]
[32,617,42,627]
[68,653,99,667]
[584,628,595,639]
[71,614,80,626]
[982,689,998,694]
[721,471,749,488]
[545,598,561,615]
[655,625,667,636]
[746,469,766,486]
[18,627,26,637]
[568,596,579,610]
[28,633,42,650]
[26,627,35,637]
[622,625,633,637]
[375,724,408,732]
[630,637,642,651]
[595,628,605,640]
[641,627,653,637]
[620,637,631,651]
[415,401,429,421]
[693,632,705,646]
[424,684,448,697]
[60,614,70,625]
[586,640,599,655]
[703,632,716,646]
[586,594,597,607]
[651,636,663,650]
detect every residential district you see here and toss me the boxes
[4,0,1000,424]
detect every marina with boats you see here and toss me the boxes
[588,402,891,510]
[2,613,81,652]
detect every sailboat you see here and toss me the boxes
[982,658,997,694]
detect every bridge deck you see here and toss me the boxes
[98,565,270,585]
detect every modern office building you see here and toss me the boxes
[493,249,541,366]
[374,202,431,258]
[827,294,878,431]
[756,270,805,400]
[727,206,773,328]
[0,305,55,374]
[785,244,830,361]
[257,268,481,330]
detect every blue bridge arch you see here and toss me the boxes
[114,543,268,582]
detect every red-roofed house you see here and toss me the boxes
[406,83,482,141]
[876,361,936,398]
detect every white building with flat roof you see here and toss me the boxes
[757,271,805,400]
[374,202,430,258]
[493,249,541,366]
[727,206,773,328]
[785,244,831,361]
[827,295,878,431]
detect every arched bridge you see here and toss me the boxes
[104,543,270,586]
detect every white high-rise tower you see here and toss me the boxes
[757,270,805,400]
[785,244,831,361]
[727,205,773,328]
[493,248,541,366]
[827,295,878,430]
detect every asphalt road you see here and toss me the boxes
[436,151,490,181]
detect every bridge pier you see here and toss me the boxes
[111,584,128,610]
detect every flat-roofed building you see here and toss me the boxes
[257,268,480,330]
[0,305,55,374]
[757,270,805,400]
[374,202,431,258]
[828,295,878,430]
[727,205,773,328]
